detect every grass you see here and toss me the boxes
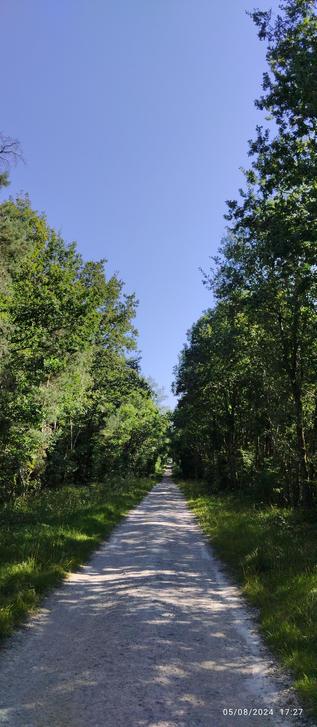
[180,479,317,720]
[0,476,154,641]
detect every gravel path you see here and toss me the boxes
[0,476,307,727]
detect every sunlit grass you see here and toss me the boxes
[0,477,154,640]
[180,480,317,719]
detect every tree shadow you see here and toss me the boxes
[0,479,300,726]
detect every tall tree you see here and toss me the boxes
[173,0,317,506]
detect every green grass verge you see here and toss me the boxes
[180,480,317,720]
[0,477,154,642]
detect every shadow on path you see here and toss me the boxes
[0,476,302,726]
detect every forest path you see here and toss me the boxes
[0,475,303,727]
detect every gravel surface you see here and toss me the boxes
[0,475,309,727]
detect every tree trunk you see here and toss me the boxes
[278,302,312,507]
[292,379,311,506]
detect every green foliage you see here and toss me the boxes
[0,195,168,500]
[0,477,154,640]
[173,0,317,507]
[251,0,317,133]
[180,480,317,719]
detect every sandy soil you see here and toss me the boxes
[0,475,309,726]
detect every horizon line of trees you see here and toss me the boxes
[172,0,317,507]
[0,146,169,502]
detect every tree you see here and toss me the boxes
[0,132,23,188]
[173,0,317,506]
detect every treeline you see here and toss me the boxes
[0,178,168,501]
[173,0,317,507]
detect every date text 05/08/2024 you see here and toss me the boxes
[222,708,303,718]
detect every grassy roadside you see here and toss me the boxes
[0,477,154,642]
[179,480,317,720]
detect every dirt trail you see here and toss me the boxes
[0,476,306,726]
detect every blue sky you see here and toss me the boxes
[2,0,279,407]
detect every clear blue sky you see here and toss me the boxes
[2,0,279,407]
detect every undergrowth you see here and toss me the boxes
[0,477,153,641]
[180,480,317,720]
